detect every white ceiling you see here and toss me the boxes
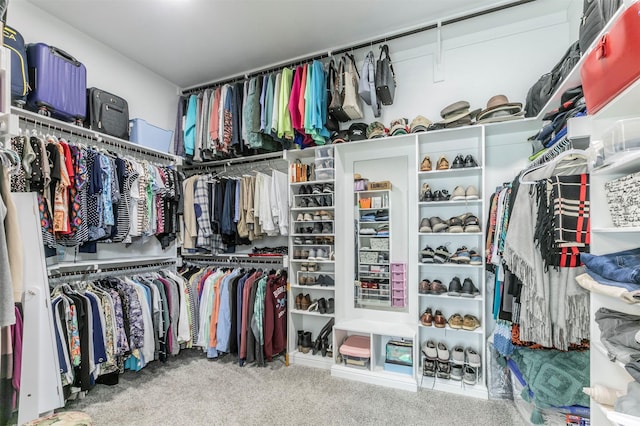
[26,0,537,90]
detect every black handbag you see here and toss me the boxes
[375,44,396,106]
[325,61,339,131]
[328,59,351,122]
[524,41,581,117]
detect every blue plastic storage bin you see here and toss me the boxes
[129,118,173,153]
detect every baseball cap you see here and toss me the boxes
[331,130,349,144]
[389,118,409,136]
[349,123,368,141]
[410,115,432,133]
[366,121,387,139]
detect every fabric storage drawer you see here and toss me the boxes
[391,263,406,272]
[339,335,371,368]
[370,238,389,250]
[360,251,379,264]
[605,171,640,227]
[129,118,174,152]
[391,271,406,281]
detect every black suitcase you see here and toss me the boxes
[86,87,129,139]
[3,25,29,105]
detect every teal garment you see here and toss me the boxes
[263,74,275,134]
[184,94,198,155]
[303,63,313,135]
[510,348,590,409]
[309,60,329,144]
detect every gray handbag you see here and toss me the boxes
[375,44,396,106]
[328,59,351,122]
[358,50,381,117]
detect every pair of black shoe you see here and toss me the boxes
[297,317,334,357]
[299,195,332,208]
[451,154,478,169]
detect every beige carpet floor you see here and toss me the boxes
[64,350,525,425]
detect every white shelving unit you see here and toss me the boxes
[415,125,488,399]
[588,157,640,426]
[285,146,337,370]
[355,189,393,308]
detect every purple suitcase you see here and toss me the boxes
[26,43,87,123]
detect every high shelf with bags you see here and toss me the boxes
[285,146,337,369]
[415,125,488,399]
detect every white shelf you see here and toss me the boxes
[290,259,334,264]
[289,350,334,370]
[593,150,640,176]
[334,319,415,338]
[418,167,482,178]
[418,324,483,335]
[419,376,488,399]
[593,341,627,370]
[358,208,389,212]
[331,364,417,392]
[606,408,640,426]
[591,226,640,233]
[359,221,389,225]
[290,309,335,317]
[290,284,335,290]
[417,232,483,236]
[358,234,389,238]
[417,263,483,269]
[290,233,336,237]
[418,200,482,207]
[359,248,389,252]
[290,179,335,186]
[359,262,390,266]
[483,117,542,138]
[292,220,335,224]
[291,206,335,212]
[418,293,483,301]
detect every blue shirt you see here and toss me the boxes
[184,95,198,155]
[216,269,240,353]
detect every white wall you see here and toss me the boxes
[7,1,179,131]
[339,1,581,128]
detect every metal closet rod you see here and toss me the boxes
[181,254,284,266]
[182,151,286,174]
[13,108,178,163]
[48,260,178,283]
[181,0,534,96]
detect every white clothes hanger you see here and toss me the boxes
[519,149,588,185]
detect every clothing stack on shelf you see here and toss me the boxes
[181,169,289,254]
[176,59,332,161]
[49,268,192,400]
[179,263,287,366]
[9,134,181,255]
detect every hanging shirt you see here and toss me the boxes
[209,87,221,149]
[278,67,294,140]
[184,94,198,156]
[270,72,282,137]
[259,75,269,133]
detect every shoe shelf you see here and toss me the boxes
[417,130,487,399]
[290,309,335,317]
[418,293,483,301]
[417,263,483,268]
[418,232,483,236]
[418,166,482,178]
[419,375,488,399]
[290,284,335,291]
[358,234,389,238]
[287,145,338,371]
[418,324,483,335]
[418,200,482,207]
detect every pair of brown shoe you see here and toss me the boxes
[419,308,446,328]
[448,313,481,330]
[295,293,312,310]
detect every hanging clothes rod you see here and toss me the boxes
[47,260,178,284]
[181,254,284,266]
[181,0,534,95]
[182,151,285,171]
[11,107,180,164]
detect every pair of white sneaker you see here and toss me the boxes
[451,185,479,201]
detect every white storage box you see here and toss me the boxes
[316,146,334,158]
[315,168,335,181]
[370,238,389,250]
[315,157,334,169]
[129,118,174,153]
[602,117,640,162]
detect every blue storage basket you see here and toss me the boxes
[129,118,173,153]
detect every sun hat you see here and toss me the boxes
[476,95,523,122]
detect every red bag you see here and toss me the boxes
[581,1,640,115]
